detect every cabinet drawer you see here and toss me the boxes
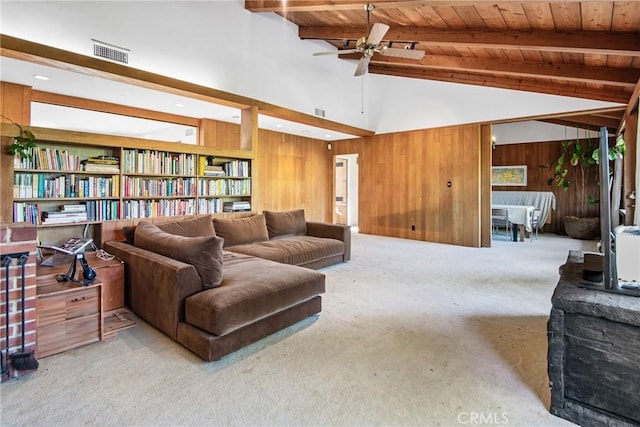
[66,287,100,320]
[38,314,101,358]
[38,286,100,326]
[36,283,102,358]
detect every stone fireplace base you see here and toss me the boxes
[548,251,640,426]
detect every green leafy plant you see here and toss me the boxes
[543,134,625,218]
[1,114,36,160]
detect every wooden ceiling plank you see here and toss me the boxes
[471,4,507,30]
[363,54,640,87]
[367,64,631,104]
[299,26,640,56]
[451,4,487,28]
[549,2,582,31]
[492,3,529,30]
[522,2,555,31]
[611,1,640,31]
[412,5,449,29]
[581,1,614,31]
[431,5,467,29]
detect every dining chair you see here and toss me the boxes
[530,209,541,241]
[491,208,510,241]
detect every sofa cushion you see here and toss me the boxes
[213,214,269,248]
[226,236,344,266]
[157,214,216,237]
[263,209,307,239]
[134,221,224,289]
[185,255,325,335]
[120,215,215,244]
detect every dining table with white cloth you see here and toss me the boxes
[492,191,556,226]
[492,204,536,242]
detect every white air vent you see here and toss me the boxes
[92,39,129,64]
[314,108,326,118]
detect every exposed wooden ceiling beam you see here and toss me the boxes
[541,118,614,134]
[300,27,640,57]
[246,0,585,12]
[553,113,621,130]
[340,54,639,87]
[368,64,632,104]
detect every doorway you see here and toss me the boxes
[333,154,359,227]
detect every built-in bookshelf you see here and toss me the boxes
[8,129,253,226]
[12,143,121,225]
[198,156,251,213]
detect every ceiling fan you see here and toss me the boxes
[313,3,425,77]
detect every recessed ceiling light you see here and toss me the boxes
[325,134,332,139]
[276,124,283,128]
[33,75,49,81]
[232,115,240,119]
[175,103,184,108]
[302,130,310,134]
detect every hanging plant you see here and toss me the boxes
[1,114,36,160]
[542,128,625,218]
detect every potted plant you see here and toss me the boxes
[544,134,625,239]
[1,114,36,160]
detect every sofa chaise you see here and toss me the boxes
[103,209,350,361]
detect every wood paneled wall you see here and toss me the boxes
[0,82,32,223]
[333,124,483,247]
[492,140,600,234]
[254,129,332,222]
[199,118,241,151]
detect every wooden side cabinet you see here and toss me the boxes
[36,281,102,358]
[36,251,133,358]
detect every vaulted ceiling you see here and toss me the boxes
[246,0,640,133]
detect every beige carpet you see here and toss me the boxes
[1,232,596,426]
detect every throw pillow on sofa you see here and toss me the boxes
[120,214,215,244]
[134,221,224,289]
[213,214,269,248]
[263,209,307,239]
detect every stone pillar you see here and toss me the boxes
[0,222,38,381]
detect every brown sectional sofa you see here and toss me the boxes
[103,210,350,361]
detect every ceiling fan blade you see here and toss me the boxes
[354,56,371,77]
[379,46,425,59]
[367,22,389,46]
[313,49,359,56]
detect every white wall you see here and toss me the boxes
[493,121,599,145]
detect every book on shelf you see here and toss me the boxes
[61,204,87,213]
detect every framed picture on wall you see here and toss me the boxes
[492,165,527,186]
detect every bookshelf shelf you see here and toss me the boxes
[7,128,253,228]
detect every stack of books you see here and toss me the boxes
[41,204,88,224]
[203,165,225,177]
[223,201,251,212]
[82,156,120,172]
